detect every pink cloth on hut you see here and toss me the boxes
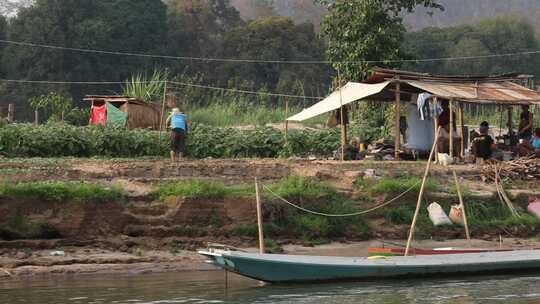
[89,104,106,126]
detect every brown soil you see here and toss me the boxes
[2,158,540,278]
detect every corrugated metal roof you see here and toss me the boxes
[405,80,540,105]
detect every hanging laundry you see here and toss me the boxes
[106,102,128,127]
[416,93,432,120]
[89,104,106,126]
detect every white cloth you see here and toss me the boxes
[417,93,432,120]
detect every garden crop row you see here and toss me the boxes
[0,123,341,158]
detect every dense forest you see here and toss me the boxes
[232,0,540,30]
[1,0,540,121]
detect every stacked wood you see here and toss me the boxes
[481,157,540,182]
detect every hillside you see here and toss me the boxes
[231,0,540,29]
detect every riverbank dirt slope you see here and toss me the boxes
[2,158,540,278]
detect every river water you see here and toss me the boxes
[1,271,540,304]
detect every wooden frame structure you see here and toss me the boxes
[287,68,540,159]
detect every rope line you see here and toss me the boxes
[0,79,323,100]
[261,181,420,217]
[168,81,322,99]
[2,39,540,65]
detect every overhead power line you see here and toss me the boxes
[0,79,323,100]
[2,39,540,65]
[167,81,322,99]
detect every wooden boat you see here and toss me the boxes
[199,248,540,283]
[368,246,514,257]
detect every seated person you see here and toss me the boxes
[472,121,496,160]
[515,128,540,157]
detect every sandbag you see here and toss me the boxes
[427,202,452,226]
[449,204,464,226]
[528,200,540,219]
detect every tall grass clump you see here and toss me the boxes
[122,70,168,102]
[0,181,124,203]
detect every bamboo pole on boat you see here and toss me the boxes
[453,170,471,245]
[405,127,441,256]
[255,177,265,254]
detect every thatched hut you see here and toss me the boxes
[84,95,164,129]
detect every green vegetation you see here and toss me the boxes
[318,0,443,80]
[355,177,438,195]
[0,181,123,203]
[0,214,59,240]
[268,176,336,200]
[0,123,167,158]
[0,123,343,158]
[264,176,371,242]
[187,102,324,127]
[122,70,168,102]
[153,180,254,200]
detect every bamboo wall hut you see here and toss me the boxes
[84,95,163,129]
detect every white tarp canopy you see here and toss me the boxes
[287,81,391,121]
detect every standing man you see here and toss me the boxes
[437,100,458,155]
[166,108,188,161]
[519,105,533,141]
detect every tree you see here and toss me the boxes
[218,16,329,105]
[0,15,6,77]
[318,0,443,81]
[402,16,540,77]
[1,0,168,119]
[166,0,243,80]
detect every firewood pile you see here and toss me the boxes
[481,157,540,182]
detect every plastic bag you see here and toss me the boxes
[449,204,464,226]
[427,202,452,226]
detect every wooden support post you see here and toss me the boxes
[159,81,168,140]
[284,99,289,142]
[7,104,14,122]
[254,177,265,254]
[405,127,441,256]
[449,99,454,158]
[338,69,345,162]
[433,97,439,163]
[453,171,471,244]
[34,110,39,125]
[459,102,465,158]
[394,79,401,160]
[507,106,513,136]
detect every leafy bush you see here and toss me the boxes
[0,181,124,203]
[0,123,341,158]
[384,206,415,225]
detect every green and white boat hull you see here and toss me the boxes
[199,249,540,283]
